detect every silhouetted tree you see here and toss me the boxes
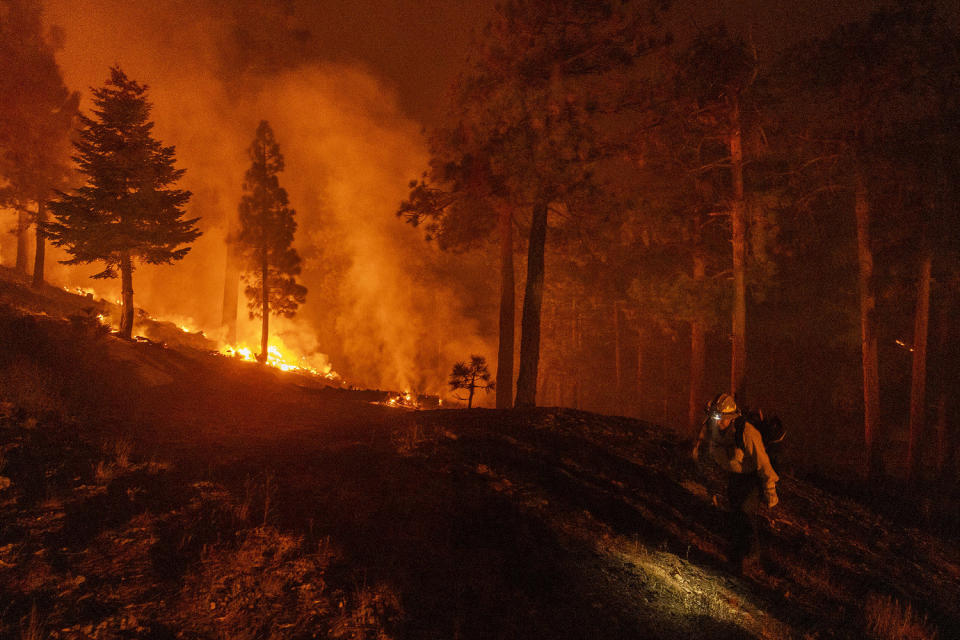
[449,355,494,408]
[0,0,78,285]
[409,0,667,408]
[46,67,198,339]
[771,4,959,477]
[676,28,763,405]
[399,170,515,408]
[236,120,306,363]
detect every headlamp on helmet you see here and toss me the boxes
[708,393,739,421]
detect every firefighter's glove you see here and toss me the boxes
[765,488,779,509]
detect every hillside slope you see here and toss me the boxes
[1,269,957,639]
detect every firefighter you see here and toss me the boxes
[692,393,779,573]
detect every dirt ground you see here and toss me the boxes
[1,271,958,639]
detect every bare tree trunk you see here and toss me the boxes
[515,201,548,408]
[495,205,515,408]
[636,325,645,417]
[855,174,882,477]
[15,209,30,273]
[729,99,747,404]
[614,301,622,406]
[259,250,270,364]
[689,247,707,438]
[119,251,134,339]
[221,224,241,345]
[935,393,947,474]
[31,201,46,288]
[934,298,951,473]
[907,254,932,484]
[575,301,583,410]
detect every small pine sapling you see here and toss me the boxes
[449,355,495,408]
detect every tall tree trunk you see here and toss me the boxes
[31,201,46,288]
[907,254,932,484]
[636,325,645,417]
[935,393,948,474]
[495,205,515,408]
[934,296,951,473]
[854,174,882,477]
[259,250,269,363]
[614,301,622,405]
[689,247,707,438]
[467,384,475,409]
[119,251,134,339]
[221,225,241,345]
[729,99,747,404]
[15,209,30,273]
[515,201,549,408]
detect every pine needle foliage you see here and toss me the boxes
[46,66,198,337]
[236,120,306,361]
[47,67,198,275]
[449,355,495,408]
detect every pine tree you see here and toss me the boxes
[449,355,494,409]
[769,4,959,478]
[0,0,79,285]
[675,29,762,405]
[46,66,198,339]
[406,0,668,408]
[236,120,306,363]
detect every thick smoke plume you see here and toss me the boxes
[24,0,495,397]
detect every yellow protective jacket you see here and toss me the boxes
[697,418,779,493]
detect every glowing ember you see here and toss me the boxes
[382,391,420,409]
[895,339,915,352]
[63,285,96,297]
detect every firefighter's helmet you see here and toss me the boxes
[708,393,739,420]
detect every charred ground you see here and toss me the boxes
[1,269,957,639]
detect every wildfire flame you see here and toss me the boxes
[219,342,340,380]
[379,391,441,410]
[60,280,340,382]
[63,285,96,297]
[385,391,418,408]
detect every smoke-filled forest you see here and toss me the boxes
[2,1,959,638]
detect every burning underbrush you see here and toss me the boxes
[376,390,442,411]
[218,341,340,381]
[4,270,469,405]
[47,271,343,385]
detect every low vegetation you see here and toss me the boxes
[1,275,958,638]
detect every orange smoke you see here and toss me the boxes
[34,0,495,398]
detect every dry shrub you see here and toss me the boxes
[94,459,116,484]
[235,473,278,526]
[93,439,135,484]
[19,603,43,640]
[330,582,403,640]
[175,527,334,639]
[111,439,133,470]
[865,594,937,640]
